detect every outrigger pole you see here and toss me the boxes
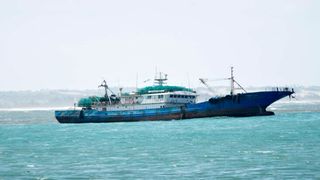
[199,67,247,95]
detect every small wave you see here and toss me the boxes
[275,100,320,105]
[256,150,274,154]
[27,164,35,168]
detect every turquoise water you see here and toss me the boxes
[1,111,320,179]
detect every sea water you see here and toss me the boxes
[0,109,320,179]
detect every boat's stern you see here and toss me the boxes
[55,110,83,123]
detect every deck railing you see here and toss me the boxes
[266,87,294,92]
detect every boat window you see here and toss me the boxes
[147,96,152,99]
[170,95,173,98]
[173,95,177,98]
[158,95,164,99]
[177,95,181,98]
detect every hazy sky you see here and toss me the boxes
[1,0,319,90]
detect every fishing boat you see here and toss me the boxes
[55,67,294,123]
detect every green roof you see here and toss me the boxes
[137,85,193,95]
[78,96,102,107]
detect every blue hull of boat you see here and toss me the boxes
[55,91,293,123]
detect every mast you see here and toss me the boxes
[154,72,168,86]
[99,80,112,105]
[229,67,246,95]
[230,67,235,95]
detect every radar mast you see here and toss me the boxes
[154,72,168,86]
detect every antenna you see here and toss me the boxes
[119,87,123,94]
[187,73,191,90]
[155,66,158,80]
[119,87,123,104]
[136,73,138,91]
